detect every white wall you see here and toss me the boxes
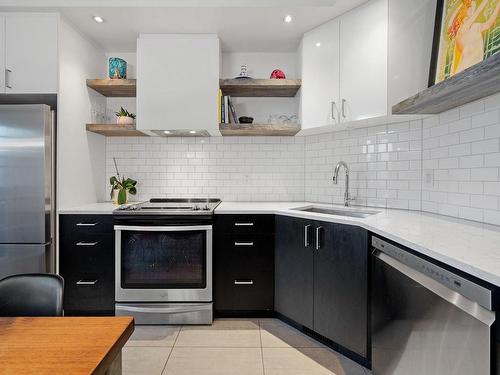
[105,136,305,202]
[304,93,500,226]
[421,95,500,224]
[102,93,500,226]
[58,18,107,209]
[305,120,422,210]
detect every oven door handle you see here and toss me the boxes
[115,303,211,314]
[114,225,212,232]
[374,250,495,326]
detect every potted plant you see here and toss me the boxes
[110,157,137,205]
[115,107,136,124]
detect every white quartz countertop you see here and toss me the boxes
[58,200,500,286]
[58,202,119,214]
[216,201,500,287]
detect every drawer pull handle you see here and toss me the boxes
[76,280,98,286]
[76,241,100,246]
[234,242,254,246]
[76,222,99,227]
[234,222,254,226]
[234,280,254,285]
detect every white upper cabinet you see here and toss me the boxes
[4,14,58,94]
[339,0,387,122]
[301,18,340,130]
[300,0,435,131]
[137,34,219,134]
[387,0,437,108]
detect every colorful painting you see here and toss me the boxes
[108,57,127,79]
[431,0,500,84]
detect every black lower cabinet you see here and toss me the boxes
[275,215,369,360]
[214,214,275,316]
[313,222,368,357]
[274,215,314,329]
[59,214,115,316]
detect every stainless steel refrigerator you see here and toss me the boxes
[0,104,55,279]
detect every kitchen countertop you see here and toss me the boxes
[58,200,500,287]
[58,202,120,214]
[216,201,500,287]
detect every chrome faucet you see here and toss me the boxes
[332,161,353,207]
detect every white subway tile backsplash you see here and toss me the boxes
[105,96,500,226]
[107,136,305,202]
[471,110,500,128]
[459,128,484,143]
[302,96,500,225]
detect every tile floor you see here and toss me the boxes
[123,318,371,375]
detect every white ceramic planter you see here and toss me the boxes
[116,116,134,125]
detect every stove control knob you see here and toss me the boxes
[203,204,210,211]
[193,205,200,211]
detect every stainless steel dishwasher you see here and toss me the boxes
[371,236,495,375]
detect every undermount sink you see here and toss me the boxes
[292,206,380,218]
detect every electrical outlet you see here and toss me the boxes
[424,170,434,188]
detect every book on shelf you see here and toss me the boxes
[228,96,238,124]
[224,96,229,124]
[219,93,239,124]
[217,89,222,123]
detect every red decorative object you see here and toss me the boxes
[270,69,286,79]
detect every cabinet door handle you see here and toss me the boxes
[234,222,254,226]
[76,222,99,227]
[234,280,254,285]
[341,99,346,119]
[304,224,311,247]
[5,69,12,89]
[76,279,98,286]
[331,101,336,121]
[76,241,100,246]
[315,226,323,250]
[234,241,254,246]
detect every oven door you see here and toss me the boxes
[115,225,212,302]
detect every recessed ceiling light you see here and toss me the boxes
[93,16,104,23]
[189,130,196,134]
[284,15,292,23]
[315,42,321,47]
[163,130,171,134]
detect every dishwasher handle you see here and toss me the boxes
[373,250,495,326]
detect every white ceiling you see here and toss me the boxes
[0,1,369,52]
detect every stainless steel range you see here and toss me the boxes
[113,198,220,324]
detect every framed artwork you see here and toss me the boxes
[429,0,500,86]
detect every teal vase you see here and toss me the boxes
[108,57,127,79]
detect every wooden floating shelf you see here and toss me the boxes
[219,123,301,136]
[86,123,146,136]
[219,79,301,97]
[393,54,500,115]
[86,79,136,97]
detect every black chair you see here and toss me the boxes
[0,273,64,317]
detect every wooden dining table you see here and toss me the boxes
[0,316,134,375]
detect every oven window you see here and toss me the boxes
[121,230,206,289]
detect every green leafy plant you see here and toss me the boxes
[115,106,136,119]
[110,157,137,204]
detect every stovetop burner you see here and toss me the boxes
[113,198,221,215]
